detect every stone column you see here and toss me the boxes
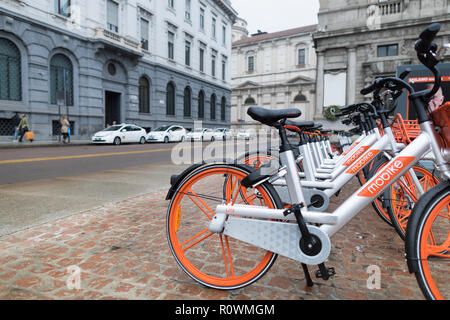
[315,51,325,118]
[346,47,357,105]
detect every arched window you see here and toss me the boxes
[184,86,191,117]
[198,90,204,119]
[50,53,74,106]
[139,76,150,113]
[166,82,175,115]
[0,38,22,101]
[294,93,307,102]
[244,96,256,105]
[210,94,216,120]
[221,96,226,121]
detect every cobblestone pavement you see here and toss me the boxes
[0,179,425,300]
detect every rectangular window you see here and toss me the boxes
[211,55,216,77]
[248,56,254,72]
[222,60,226,81]
[200,8,205,30]
[185,41,191,66]
[141,18,149,51]
[55,0,71,17]
[168,0,174,8]
[168,32,175,60]
[222,25,226,45]
[298,49,306,65]
[212,17,216,38]
[106,0,119,33]
[199,48,204,72]
[377,44,398,57]
[185,0,191,20]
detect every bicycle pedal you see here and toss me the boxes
[315,266,336,280]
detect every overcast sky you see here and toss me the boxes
[231,0,320,35]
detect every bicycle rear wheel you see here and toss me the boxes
[166,164,283,290]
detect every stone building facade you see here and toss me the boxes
[313,0,450,127]
[0,0,237,141]
[230,24,317,131]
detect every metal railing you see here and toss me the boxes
[378,1,403,16]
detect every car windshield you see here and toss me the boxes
[103,125,123,132]
[153,126,170,132]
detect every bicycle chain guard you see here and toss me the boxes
[222,216,331,265]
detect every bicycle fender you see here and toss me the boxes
[166,162,206,200]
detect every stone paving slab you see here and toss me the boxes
[0,179,424,300]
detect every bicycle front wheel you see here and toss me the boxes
[407,182,450,300]
[166,164,283,290]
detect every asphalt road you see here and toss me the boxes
[0,140,254,236]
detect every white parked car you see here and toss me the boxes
[186,128,215,141]
[92,124,147,145]
[146,125,187,143]
[237,129,255,140]
[213,128,233,141]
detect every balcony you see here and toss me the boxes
[378,1,403,16]
[93,28,144,59]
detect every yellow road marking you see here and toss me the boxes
[0,148,175,165]
[0,141,249,165]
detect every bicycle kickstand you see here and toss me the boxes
[301,264,314,287]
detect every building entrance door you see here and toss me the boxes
[105,91,121,126]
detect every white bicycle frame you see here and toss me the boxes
[212,120,450,265]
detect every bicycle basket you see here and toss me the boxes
[390,114,421,145]
[432,102,450,148]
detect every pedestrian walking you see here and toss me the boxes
[60,115,70,144]
[11,112,21,142]
[18,114,29,143]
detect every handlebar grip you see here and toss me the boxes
[420,23,441,42]
[361,83,376,95]
[415,23,441,54]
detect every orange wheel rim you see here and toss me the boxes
[419,194,450,300]
[168,167,276,288]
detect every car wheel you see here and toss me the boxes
[113,137,121,145]
[180,136,185,142]
[139,137,146,144]
[164,136,169,143]
[211,136,215,142]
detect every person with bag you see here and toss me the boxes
[18,113,30,143]
[60,115,70,144]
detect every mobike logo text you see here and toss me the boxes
[358,157,415,198]
[342,146,369,167]
[342,142,359,156]
[346,150,380,175]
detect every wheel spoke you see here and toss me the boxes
[181,228,214,252]
[186,188,214,220]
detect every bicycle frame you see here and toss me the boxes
[212,121,450,264]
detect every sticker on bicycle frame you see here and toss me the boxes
[358,157,416,198]
[342,146,370,167]
[345,150,380,175]
[342,142,359,156]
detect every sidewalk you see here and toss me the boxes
[0,179,424,300]
[0,140,91,149]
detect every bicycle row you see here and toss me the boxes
[165,23,450,300]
